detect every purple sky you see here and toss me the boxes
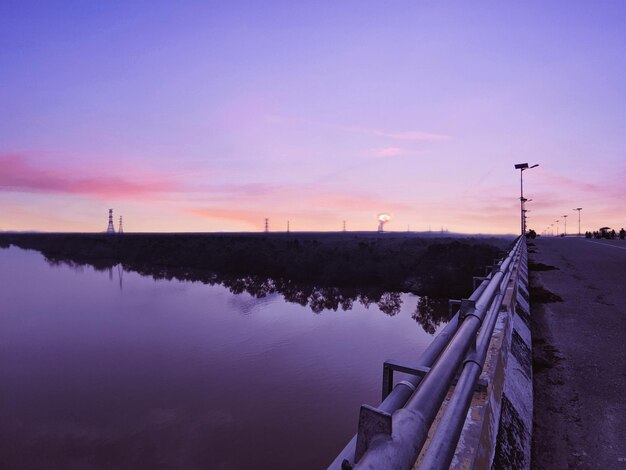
[1,1,624,233]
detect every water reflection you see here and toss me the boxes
[42,255,451,330]
[1,245,448,469]
[413,296,451,334]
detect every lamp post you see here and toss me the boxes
[555,219,560,237]
[573,208,582,236]
[550,223,554,236]
[522,209,530,233]
[562,214,568,236]
[514,163,539,235]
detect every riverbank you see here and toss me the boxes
[0,232,510,299]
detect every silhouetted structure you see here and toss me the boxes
[264,218,269,233]
[106,209,115,234]
[514,162,539,235]
[525,229,537,239]
[118,216,123,234]
[378,213,390,232]
[573,207,583,236]
[589,227,617,239]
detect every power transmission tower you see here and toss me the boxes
[106,209,116,234]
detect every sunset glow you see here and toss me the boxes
[1,2,624,234]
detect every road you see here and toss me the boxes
[530,237,626,469]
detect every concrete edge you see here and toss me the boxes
[450,243,533,470]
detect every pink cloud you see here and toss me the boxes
[186,208,263,227]
[301,191,411,212]
[374,147,404,157]
[0,153,179,200]
[342,126,451,142]
[535,172,601,194]
[187,206,341,230]
[382,131,450,141]
[187,181,411,214]
[186,187,413,231]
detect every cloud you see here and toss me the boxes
[382,131,450,141]
[186,186,413,230]
[299,190,411,212]
[0,153,180,200]
[186,208,263,227]
[374,147,404,157]
[187,206,344,230]
[342,126,451,142]
[535,173,601,194]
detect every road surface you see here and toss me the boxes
[530,237,626,469]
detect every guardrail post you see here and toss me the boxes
[381,360,430,400]
[491,262,501,275]
[472,276,486,289]
[459,299,476,320]
[382,363,393,401]
[449,299,462,317]
[354,405,392,463]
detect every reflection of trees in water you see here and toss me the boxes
[218,276,397,315]
[413,296,451,334]
[377,292,403,316]
[41,255,449,332]
[44,258,85,272]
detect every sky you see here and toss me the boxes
[1,1,625,234]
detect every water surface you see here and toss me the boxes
[0,247,445,469]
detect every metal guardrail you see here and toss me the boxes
[329,237,524,470]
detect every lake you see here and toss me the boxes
[0,246,445,469]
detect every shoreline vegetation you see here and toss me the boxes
[0,232,512,331]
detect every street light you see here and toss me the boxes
[555,219,560,237]
[562,214,568,236]
[514,163,539,235]
[522,209,530,232]
[573,208,582,236]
